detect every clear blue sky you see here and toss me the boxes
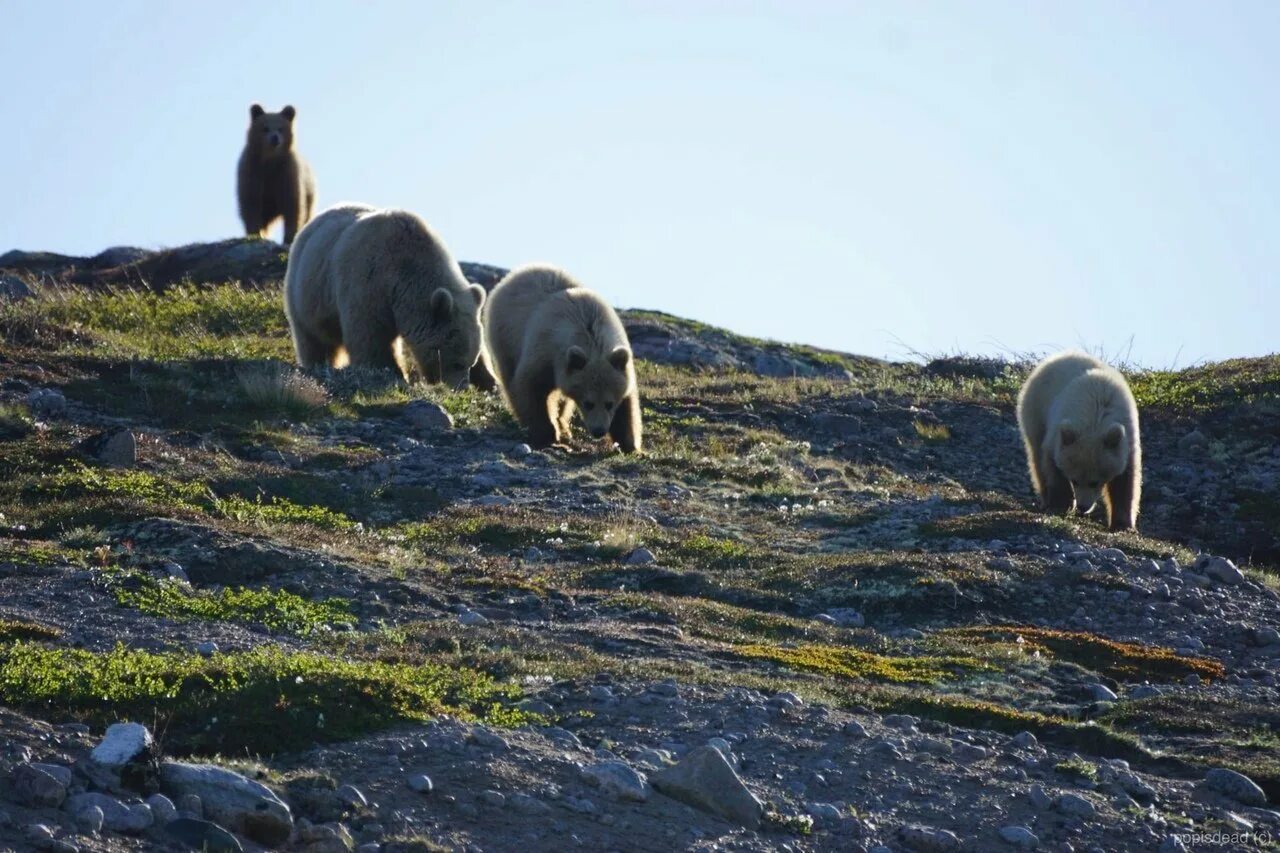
[3,1,1277,367]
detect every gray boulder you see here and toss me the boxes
[651,745,763,828]
[159,761,292,845]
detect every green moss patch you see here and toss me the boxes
[0,619,62,643]
[110,573,351,636]
[736,642,988,684]
[945,626,1224,682]
[1128,356,1280,413]
[0,642,529,754]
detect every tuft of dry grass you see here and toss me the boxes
[237,363,329,417]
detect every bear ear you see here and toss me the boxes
[566,346,588,373]
[609,347,631,372]
[430,288,454,320]
[1103,423,1126,449]
[468,283,486,308]
[282,105,296,121]
[249,104,265,119]
[1059,424,1079,447]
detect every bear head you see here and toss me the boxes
[403,284,487,389]
[246,104,297,159]
[559,346,633,440]
[1053,421,1129,512]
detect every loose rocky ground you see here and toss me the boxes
[0,241,1277,852]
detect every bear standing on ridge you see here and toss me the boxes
[485,264,642,452]
[237,104,316,245]
[1016,350,1142,531]
[283,202,487,388]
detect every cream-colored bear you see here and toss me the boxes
[1017,350,1142,530]
[485,264,641,452]
[283,203,486,387]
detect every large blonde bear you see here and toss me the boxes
[1016,350,1142,531]
[284,203,486,388]
[485,264,642,452]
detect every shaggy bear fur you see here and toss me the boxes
[485,264,641,452]
[1017,350,1142,530]
[237,104,316,245]
[283,202,486,388]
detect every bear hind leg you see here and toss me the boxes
[292,326,338,370]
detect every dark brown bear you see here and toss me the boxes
[236,104,316,245]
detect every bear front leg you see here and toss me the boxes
[1038,446,1074,513]
[1104,462,1139,531]
[469,353,498,393]
[609,394,643,453]
[511,366,558,448]
[553,394,576,440]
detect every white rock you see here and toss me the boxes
[91,722,154,767]
[999,825,1039,848]
[1202,767,1268,806]
[159,761,293,845]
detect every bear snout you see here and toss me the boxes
[589,426,608,439]
[267,132,283,148]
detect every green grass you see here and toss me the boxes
[1055,756,1099,781]
[0,641,531,754]
[110,573,352,636]
[1128,356,1280,413]
[0,283,291,360]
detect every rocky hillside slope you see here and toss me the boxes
[0,240,1277,852]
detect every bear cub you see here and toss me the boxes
[237,104,316,245]
[485,264,642,452]
[1016,350,1142,531]
[283,203,486,388]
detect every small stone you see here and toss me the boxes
[402,400,453,431]
[824,607,865,627]
[407,774,433,794]
[509,793,550,815]
[196,641,219,657]
[458,610,489,626]
[10,763,68,808]
[1130,685,1161,699]
[508,443,532,459]
[479,789,506,808]
[164,817,243,852]
[1087,683,1118,701]
[896,823,962,851]
[97,430,137,467]
[27,388,66,418]
[297,822,356,853]
[581,761,651,803]
[1012,731,1038,749]
[1054,792,1097,818]
[146,793,178,824]
[1253,626,1280,646]
[177,793,202,818]
[1028,785,1052,810]
[75,805,104,835]
[67,792,152,834]
[1202,767,1268,806]
[625,548,656,565]
[999,825,1040,848]
[335,784,367,809]
[843,721,869,738]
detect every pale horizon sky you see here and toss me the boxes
[2,1,1277,367]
